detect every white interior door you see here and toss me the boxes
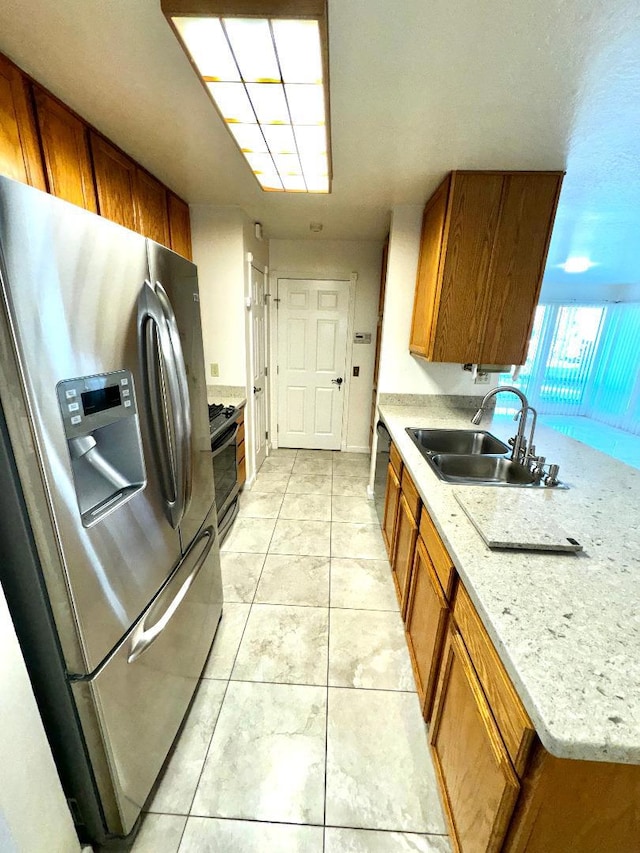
[277,278,350,450]
[251,264,267,470]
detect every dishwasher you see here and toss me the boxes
[374,420,391,525]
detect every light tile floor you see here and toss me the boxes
[135,449,451,853]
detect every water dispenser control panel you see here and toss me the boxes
[57,370,138,440]
[57,370,146,527]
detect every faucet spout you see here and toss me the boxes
[470,386,534,463]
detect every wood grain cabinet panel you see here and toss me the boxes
[405,536,450,721]
[134,169,169,245]
[504,742,640,853]
[430,628,520,853]
[392,492,419,615]
[0,54,45,190]
[382,462,401,559]
[410,170,563,365]
[453,583,535,777]
[90,133,137,231]
[389,441,403,478]
[33,88,96,211]
[419,505,456,600]
[167,191,192,260]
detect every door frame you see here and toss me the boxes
[268,269,357,451]
[245,252,270,484]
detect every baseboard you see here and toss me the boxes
[366,484,375,500]
[344,445,370,454]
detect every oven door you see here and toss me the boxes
[211,420,239,516]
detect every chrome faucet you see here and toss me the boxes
[471,386,538,465]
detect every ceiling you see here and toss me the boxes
[1,0,639,291]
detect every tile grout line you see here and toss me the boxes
[174,452,299,848]
[323,457,334,851]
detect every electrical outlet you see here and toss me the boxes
[210,363,219,377]
[474,371,490,384]
[353,365,360,377]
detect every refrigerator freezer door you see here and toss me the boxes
[147,241,215,551]
[75,503,222,835]
[0,177,183,673]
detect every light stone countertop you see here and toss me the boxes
[379,403,640,764]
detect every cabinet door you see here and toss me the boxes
[167,192,192,260]
[391,493,418,615]
[410,176,450,357]
[135,169,170,246]
[90,133,137,231]
[430,628,520,853]
[0,54,45,190]
[382,462,401,559]
[405,536,449,721]
[33,88,97,212]
[433,172,504,363]
[480,172,562,365]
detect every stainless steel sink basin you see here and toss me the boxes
[429,454,536,486]
[406,428,509,456]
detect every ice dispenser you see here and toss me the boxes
[57,370,147,526]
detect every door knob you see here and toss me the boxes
[253,386,262,394]
[331,377,343,388]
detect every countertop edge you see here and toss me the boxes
[378,404,640,766]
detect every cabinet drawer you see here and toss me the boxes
[454,584,535,777]
[401,468,420,520]
[389,441,403,477]
[430,627,520,853]
[236,439,245,466]
[419,506,456,600]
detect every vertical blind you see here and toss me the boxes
[498,303,640,436]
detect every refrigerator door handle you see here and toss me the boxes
[154,280,193,516]
[127,525,214,664]
[138,280,187,528]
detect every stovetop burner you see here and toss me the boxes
[208,403,240,441]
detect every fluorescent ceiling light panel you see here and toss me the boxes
[165,3,331,194]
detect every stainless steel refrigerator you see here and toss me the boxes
[0,175,223,845]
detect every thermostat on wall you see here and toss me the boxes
[354,332,372,344]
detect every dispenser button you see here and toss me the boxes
[71,415,82,425]
[68,402,80,412]
[121,377,129,386]
[124,400,132,408]
[65,389,77,400]
[122,389,130,398]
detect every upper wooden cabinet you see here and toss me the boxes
[33,88,97,212]
[134,169,170,246]
[167,192,192,260]
[90,133,138,231]
[0,54,45,190]
[410,170,563,365]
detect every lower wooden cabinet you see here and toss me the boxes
[404,535,450,720]
[430,627,520,853]
[392,492,419,613]
[382,462,401,558]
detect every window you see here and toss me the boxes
[498,303,640,437]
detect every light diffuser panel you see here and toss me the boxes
[169,10,331,193]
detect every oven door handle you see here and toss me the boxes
[211,422,239,459]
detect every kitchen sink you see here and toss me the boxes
[406,428,509,456]
[429,454,537,486]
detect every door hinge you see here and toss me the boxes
[277,365,279,374]
[273,297,281,308]
[265,430,269,439]
[264,293,269,305]
[264,366,268,377]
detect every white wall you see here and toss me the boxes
[269,239,384,451]
[0,585,80,853]
[378,206,486,396]
[190,205,246,388]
